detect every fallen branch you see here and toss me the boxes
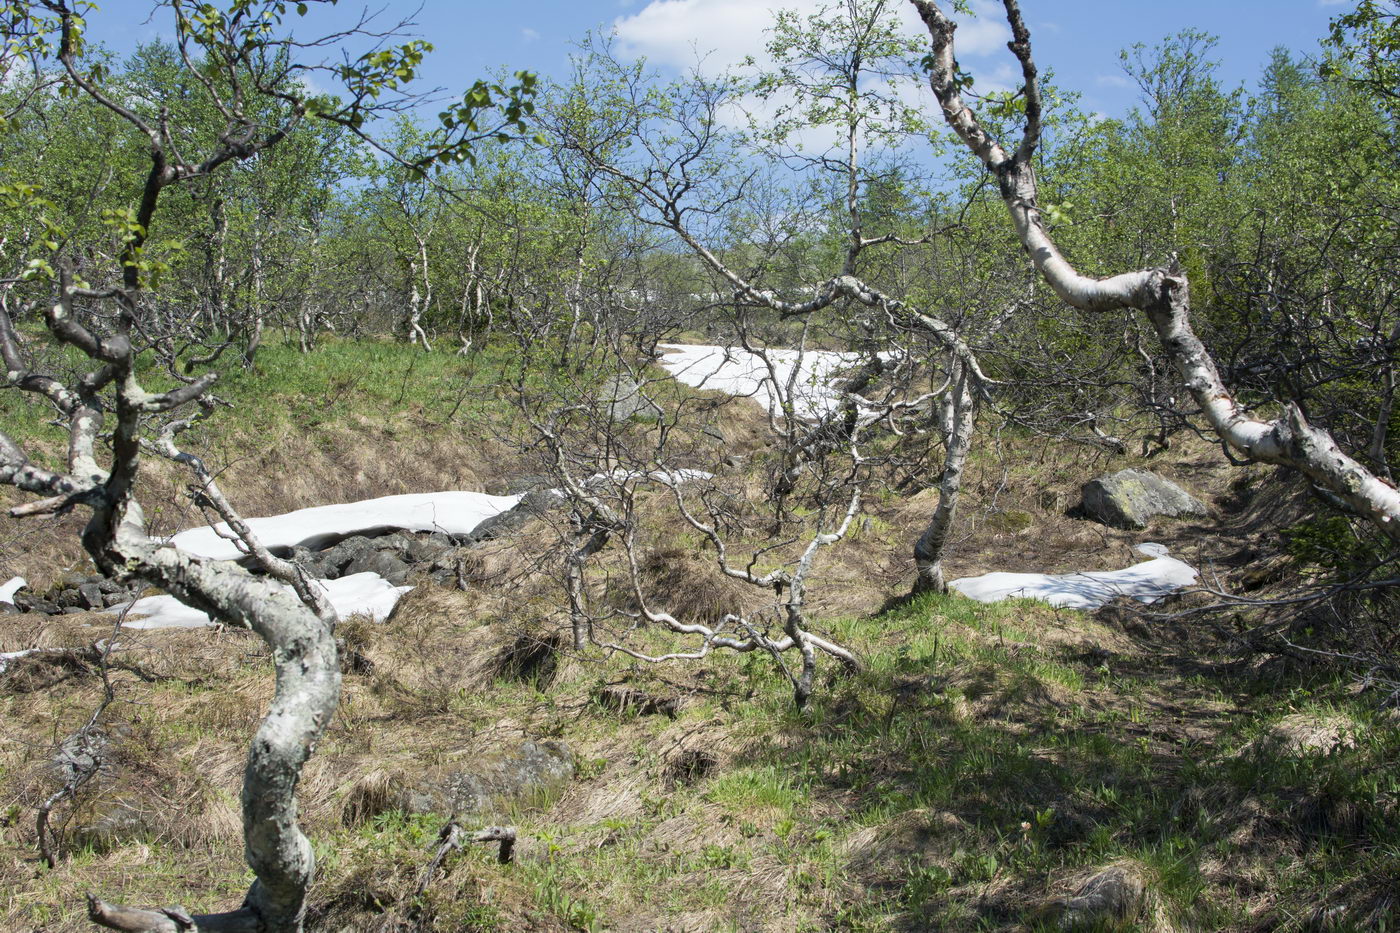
[415,822,517,897]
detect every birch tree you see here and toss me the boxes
[911,0,1400,542]
[0,3,535,930]
[556,5,997,593]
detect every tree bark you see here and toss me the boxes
[913,361,977,593]
[911,0,1400,542]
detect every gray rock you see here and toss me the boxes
[600,375,650,422]
[1039,863,1148,930]
[468,489,564,543]
[1080,468,1207,529]
[57,588,81,608]
[345,740,573,825]
[345,550,411,586]
[405,536,453,565]
[77,583,105,610]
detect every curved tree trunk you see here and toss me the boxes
[1,283,339,933]
[912,0,1400,543]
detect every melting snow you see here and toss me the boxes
[0,648,39,674]
[0,576,25,604]
[571,468,714,492]
[949,543,1198,610]
[657,343,873,421]
[118,571,412,630]
[169,490,522,561]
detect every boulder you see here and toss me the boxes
[1038,863,1148,930]
[404,535,453,566]
[343,739,573,825]
[467,489,564,543]
[1080,468,1206,529]
[600,375,652,422]
[345,550,411,586]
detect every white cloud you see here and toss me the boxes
[613,0,822,74]
[612,0,1010,75]
[971,61,1017,95]
[611,0,1012,154]
[951,0,1012,57]
[522,27,541,42]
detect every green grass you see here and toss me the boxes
[5,333,1399,930]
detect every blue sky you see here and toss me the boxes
[82,0,1351,120]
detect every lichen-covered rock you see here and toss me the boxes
[1038,863,1149,930]
[1080,468,1207,529]
[343,740,573,824]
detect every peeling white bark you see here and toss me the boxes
[913,361,977,593]
[911,0,1400,542]
[3,272,337,933]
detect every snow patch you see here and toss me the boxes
[656,343,873,421]
[118,572,412,630]
[949,543,1197,610]
[169,490,522,562]
[0,648,39,674]
[574,468,714,491]
[0,575,26,604]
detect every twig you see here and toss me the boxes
[415,822,517,896]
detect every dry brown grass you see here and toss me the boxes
[0,403,1370,932]
[0,407,527,589]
